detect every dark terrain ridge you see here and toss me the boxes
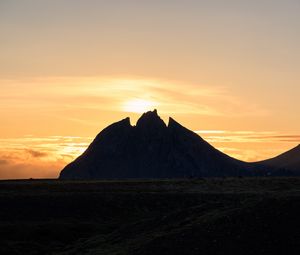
[0,178,299,255]
[60,110,297,179]
[257,144,300,175]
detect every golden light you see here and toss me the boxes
[122,99,158,113]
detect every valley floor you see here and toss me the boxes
[0,177,299,255]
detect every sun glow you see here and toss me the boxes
[122,99,158,113]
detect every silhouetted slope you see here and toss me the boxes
[166,117,248,177]
[60,110,258,179]
[257,144,300,175]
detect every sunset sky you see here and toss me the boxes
[1,0,300,179]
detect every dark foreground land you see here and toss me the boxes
[0,178,299,255]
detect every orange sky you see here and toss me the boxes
[0,1,299,179]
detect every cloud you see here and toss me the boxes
[195,130,300,143]
[0,76,268,118]
[25,149,48,158]
[0,159,9,165]
[0,136,92,179]
[193,130,300,162]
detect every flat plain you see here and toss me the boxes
[0,177,299,255]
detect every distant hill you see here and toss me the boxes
[59,110,293,179]
[60,110,257,179]
[257,145,300,175]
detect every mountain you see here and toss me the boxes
[257,144,300,175]
[60,110,265,179]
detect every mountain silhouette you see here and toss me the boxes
[257,144,300,175]
[60,110,265,179]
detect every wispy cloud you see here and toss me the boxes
[195,130,300,162]
[0,159,9,165]
[25,149,48,158]
[0,76,268,118]
[0,136,92,179]
[195,130,300,143]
